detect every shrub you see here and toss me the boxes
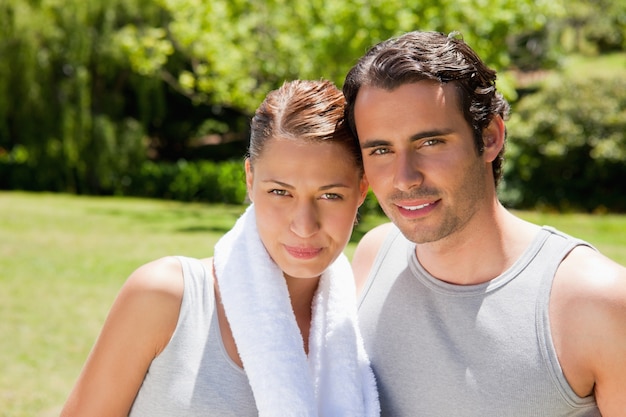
[502,74,626,212]
[124,159,247,204]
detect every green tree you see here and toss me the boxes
[503,74,626,212]
[118,0,564,114]
[558,0,626,54]
[0,0,167,193]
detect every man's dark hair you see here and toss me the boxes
[343,31,510,185]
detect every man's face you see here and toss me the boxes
[353,81,494,244]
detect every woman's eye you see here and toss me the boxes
[270,189,289,196]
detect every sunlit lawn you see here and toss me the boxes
[1,191,625,416]
[1,192,246,417]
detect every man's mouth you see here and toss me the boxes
[399,202,432,211]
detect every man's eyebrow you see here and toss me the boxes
[409,128,455,141]
[360,139,390,149]
[361,129,456,149]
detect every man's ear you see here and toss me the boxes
[244,158,254,202]
[482,115,505,163]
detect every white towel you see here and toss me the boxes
[213,204,379,417]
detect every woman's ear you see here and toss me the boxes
[482,115,505,163]
[358,175,369,206]
[244,158,254,202]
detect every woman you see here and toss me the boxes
[60,80,379,417]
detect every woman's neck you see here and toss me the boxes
[285,275,320,353]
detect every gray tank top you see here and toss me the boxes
[128,256,257,417]
[358,226,600,417]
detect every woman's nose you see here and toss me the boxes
[290,202,320,238]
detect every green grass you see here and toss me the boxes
[1,191,625,416]
[1,192,245,417]
[513,210,626,265]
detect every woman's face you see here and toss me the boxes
[246,137,367,280]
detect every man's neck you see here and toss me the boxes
[414,204,539,285]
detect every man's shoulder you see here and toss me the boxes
[551,245,626,408]
[352,222,396,294]
[556,246,626,303]
[363,222,396,243]
[354,222,397,261]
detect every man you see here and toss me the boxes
[343,31,626,416]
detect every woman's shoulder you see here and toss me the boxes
[128,255,212,287]
[119,256,216,332]
[124,256,186,299]
[114,257,192,355]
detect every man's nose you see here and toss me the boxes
[393,152,423,192]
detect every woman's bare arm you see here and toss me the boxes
[60,257,184,417]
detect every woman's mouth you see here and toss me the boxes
[284,245,323,259]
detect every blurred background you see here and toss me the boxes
[1,0,625,213]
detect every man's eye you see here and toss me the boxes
[321,193,342,200]
[369,148,389,156]
[423,139,442,146]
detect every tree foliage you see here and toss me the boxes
[502,74,626,212]
[557,0,626,54]
[0,0,167,193]
[2,0,626,212]
[121,0,564,113]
